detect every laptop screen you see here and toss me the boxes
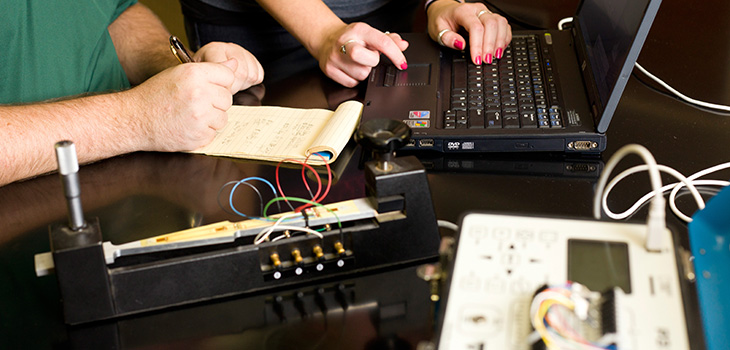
[576,0,652,108]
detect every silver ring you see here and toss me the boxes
[437,29,450,46]
[477,10,491,18]
[340,39,359,55]
[384,31,391,35]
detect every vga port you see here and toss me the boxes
[568,141,598,151]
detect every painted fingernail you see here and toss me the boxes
[495,48,503,59]
[400,62,408,70]
[475,55,482,65]
[454,40,464,50]
[485,53,493,65]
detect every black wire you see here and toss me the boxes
[217,180,265,217]
[301,209,310,228]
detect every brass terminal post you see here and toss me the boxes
[334,241,346,256]
[312,245,324,260]
[291,248,303,265]
[270,252,281,268]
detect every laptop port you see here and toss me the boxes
[566,163,597,173]
[406,139,416,147]
[568,141,598,151]
[419,139,434,147]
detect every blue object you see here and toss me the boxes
[689,185,730,350]
[313,151,332,160]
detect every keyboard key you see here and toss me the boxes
[469,109,485,129]
[453,59,467,90]
[520,112,537,128]
[503,115,520,128]
[486,110,501,128]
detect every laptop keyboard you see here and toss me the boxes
[444,35,563,129]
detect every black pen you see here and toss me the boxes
[169,35,193,63]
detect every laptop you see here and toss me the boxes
[361,0,662,154]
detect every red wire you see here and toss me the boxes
[275,157,332,212]
[307,153,333,203]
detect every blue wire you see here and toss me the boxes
[229,177,278,219]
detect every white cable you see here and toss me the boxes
[669,180,729,222]
[254,212,305,244]
[602,162,730,222]
[594,144,665,251]
[437,219,459,232]
[668,161,730,196]
[634,63,730,112]
[601,164,704,220]
[259,225,324,244]
[557,16,730,112]
[557,17,573,30]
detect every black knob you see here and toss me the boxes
[355,119,412,154]
[355,119,412,171]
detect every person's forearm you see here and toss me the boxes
[108,3,179,85]
[254,0,345,57]
[0,91,147,186]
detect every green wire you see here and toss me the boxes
[263,196,342,229]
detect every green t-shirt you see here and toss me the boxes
[0,0,137,104]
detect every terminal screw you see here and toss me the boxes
[291,248,303,265]
[312,245,324,260]
[270,252,282,269]
[334,241,346,256]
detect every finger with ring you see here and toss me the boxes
[437,29,450,46]
[477,10,491,18]
[340,39,359,55]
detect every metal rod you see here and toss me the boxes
[55,141,86,231]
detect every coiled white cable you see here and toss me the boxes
[602,162,730,223]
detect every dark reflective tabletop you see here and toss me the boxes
[2,1,730,348]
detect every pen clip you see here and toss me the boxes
[169,35,193,64]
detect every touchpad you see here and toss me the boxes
[383,64,431,86]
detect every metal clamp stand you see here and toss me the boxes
[46,120,440,325]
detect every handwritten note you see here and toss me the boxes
[192,101,363,164]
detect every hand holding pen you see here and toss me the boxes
[169,35,264,92]
[170,35,194,63]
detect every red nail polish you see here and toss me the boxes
[475,56,482,65]
[495,48,503,59]
[454,40,464,50]
[400,62,408,70]
[485,53,493,65]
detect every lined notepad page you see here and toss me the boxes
[307,101,363,158]
[193,101,362,163]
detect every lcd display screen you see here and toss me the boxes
[567,239,631,293]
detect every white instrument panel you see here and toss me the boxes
[436,213,689,350]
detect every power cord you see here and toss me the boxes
[557,17,730,113]
[595,144,730,252]
[601,162,730,223]
[593,144,667,252]
[633,63,730,112]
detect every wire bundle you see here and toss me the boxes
[529,282,617,350]
[218,154,342,245]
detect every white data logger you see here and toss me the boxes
[435,212,689,350]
